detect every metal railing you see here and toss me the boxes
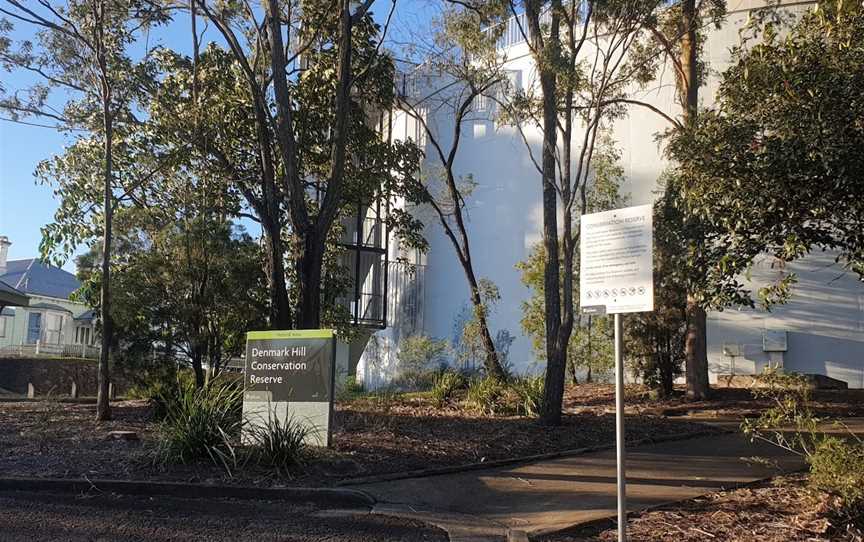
[0,342,100,360]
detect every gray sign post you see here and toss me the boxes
[242,329,338,447]
[580,204,655,542]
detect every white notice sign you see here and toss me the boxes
[580,204,654,314]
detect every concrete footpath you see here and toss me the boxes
[357,430,805,541]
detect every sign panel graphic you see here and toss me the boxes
[242,329,336,446]
[580,204,654,314]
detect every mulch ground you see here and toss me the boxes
[542,475,864,542]
[0,387,716,486]
[0,385,859,487]
[563,383,864,418]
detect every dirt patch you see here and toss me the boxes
[563,384,864,419]
[0,393,716,486]
[541,475,863,542]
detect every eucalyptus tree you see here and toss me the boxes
[0,0,166,420]
[485,0,664,424]
[617,0,728,400]
[393,2,511,380]
[190,0,422,330]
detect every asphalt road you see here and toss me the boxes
[0,490,447,542]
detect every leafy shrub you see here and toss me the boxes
[153,379,244,474]
[743,367,864,525]
[510,375,544,417]
[243,414,312,475]
[337,374,365,401]
[431,370,466,407]
[397,335,449,381]
[809,436,864,517]
[371,387,401,413]
[466,376,508,415]
[391,368,438,391]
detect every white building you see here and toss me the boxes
[0,236,98,358]
[352,0,864,389]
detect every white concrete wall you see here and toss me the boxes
[708,253,864,388]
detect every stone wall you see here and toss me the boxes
[0,357,126,397]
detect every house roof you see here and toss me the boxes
[28,302,73,313]
[1,259,81,300]
[0,278,29,307]
[74,309,96,321]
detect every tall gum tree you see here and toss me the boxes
[477,0,664,424]
[194,0,422,330]
[394,2,511,380]
[0,0,167,420]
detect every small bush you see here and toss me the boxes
[510,375,544,417]
[153,379,244,474]
[244,414,312,475]
[130,369,198,421]
[391,368,438,391]
[337,375,365,401]
[466,376,508,415]
[809,436,864,517]
[371,387,401,413]
[395,334,449,391]
[431,370,466,407]
[743,367,864,525]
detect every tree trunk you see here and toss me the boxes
[191,347,205,388]
[524,0,565,426]
[660,332,674,397]
[296,234,324,329]
[263,226,292,329]
[679,0,709,400]
[464,272,508,381]
[684,296,709,399]
[96,93,112,422]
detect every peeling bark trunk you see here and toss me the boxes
[97,95,113,422]
[679,0,710,400]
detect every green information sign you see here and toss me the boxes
[242,330,338,446]
[244,330,336,402]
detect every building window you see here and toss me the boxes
[26,312,42,344]
[0,316,6,338]
[75,326,92,345]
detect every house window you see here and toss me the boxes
[75,326,92,345]
[26,312,42,344]
[45,313,63,344]
[0,317,6,338]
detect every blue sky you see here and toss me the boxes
[0,1,435,271]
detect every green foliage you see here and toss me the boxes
[625,192,688,396]
[337,375,365,401]
[742,368,820,455]
[665,0,864,292]
[431,370,467,407]
[510,375,545,418]
[453,280,503,375]
[466,376,508,416]
[153,379,244,475]
[243,415,312,476]
[809,437,864,516]
[398,334,450,376]
[742,367,864,522]
[517,135,625,382]
[75,220,267,385]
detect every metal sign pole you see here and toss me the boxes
[614,312,627,542]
